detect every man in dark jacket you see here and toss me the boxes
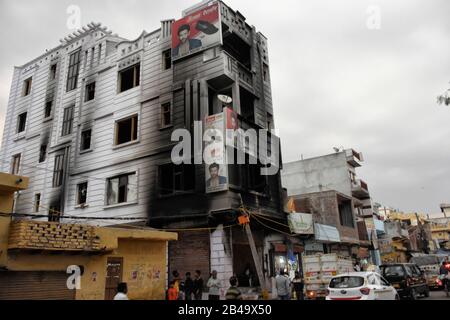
[184,272,194,300]
[193,270,204,300]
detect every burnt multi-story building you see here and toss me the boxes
[0,1,289,295]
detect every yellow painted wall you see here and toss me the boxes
[4,239,168,300]
[0,217,10,267]
[0,217,175,300]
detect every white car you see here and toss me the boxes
[326,272,399,300]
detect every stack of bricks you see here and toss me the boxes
[8,220,102,252]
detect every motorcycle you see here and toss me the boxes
[437,274,450,297]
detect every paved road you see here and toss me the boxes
[421,290,450,300]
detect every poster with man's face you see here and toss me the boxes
[204,112,228,194]
[172,2,221,60]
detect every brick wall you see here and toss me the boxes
[293,191,359,243]
[8,220,101,251]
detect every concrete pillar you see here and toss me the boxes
[210,224,233,299]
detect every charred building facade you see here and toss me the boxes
[0,1,289,293]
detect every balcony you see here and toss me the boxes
[352,179,370,199]
[346,149,363,167]
[223,51,254,92]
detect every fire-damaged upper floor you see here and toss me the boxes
[0,1,284,229]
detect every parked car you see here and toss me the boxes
[326,272,399,300]
[380,263,429,300]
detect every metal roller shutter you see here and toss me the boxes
[0,271,76,300]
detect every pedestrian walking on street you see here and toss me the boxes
[275,270,291,300]
[193,270,204,300]
[439,261,450,296]
[172,270,181,297]
[207,270,222,300]
[167,281,178,300]
[292,271,304,300]
[225,276,242,300]
[184,272,194,300]
[113,282,129,300]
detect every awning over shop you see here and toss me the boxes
[314,224,340,243]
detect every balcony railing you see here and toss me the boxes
[222,51,253,89]
[346,149,363,167]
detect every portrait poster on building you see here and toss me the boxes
[172,1,222,61]
[204,112,228,194]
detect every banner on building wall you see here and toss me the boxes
[314,224,341,243]
[204,112,228,194]
[288,213,314,235]
[224,107,258,160]
[172,1,222,61]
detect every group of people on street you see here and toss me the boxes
[167,269,244,300]
[275,270,305,300]
[167,270,204,300]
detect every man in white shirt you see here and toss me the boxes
[113,282,129,300]
[275,270,291,300]
[207,270,222,300]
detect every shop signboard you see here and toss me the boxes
[314,224,341,243]
[288,213,314,235]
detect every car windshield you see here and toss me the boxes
[329,276,365,288]
[382,265,405,277]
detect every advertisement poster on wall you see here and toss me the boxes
[172,1,222,61]
[204,112,228,194]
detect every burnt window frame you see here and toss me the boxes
[22,77,32,96]
[66,49,81,92]
[106,172,138,206]
[118,63,140,93]
[34,193,41,213]
[61,105,74,136]
[44,100,53,119]
[48,205,61,222]
[84,81,96,102]
[50,63,57,80]
[17,112,27,133]
[76,182,88,206]
[162,49,172,70]
[158,163,195,196]
[39,144,47,163]
[11,153,21,175]
[52,154,65,188]
[80,129,92,152]
[114,114,138,146]
[160,102,172,128]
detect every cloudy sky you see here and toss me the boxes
[0,0,449,214]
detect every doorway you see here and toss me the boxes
[104,257,123,300]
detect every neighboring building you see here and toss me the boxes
[281,149,380,264]
[429,217,450,251]
[0,1,286,296]
[440,204,450,218]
